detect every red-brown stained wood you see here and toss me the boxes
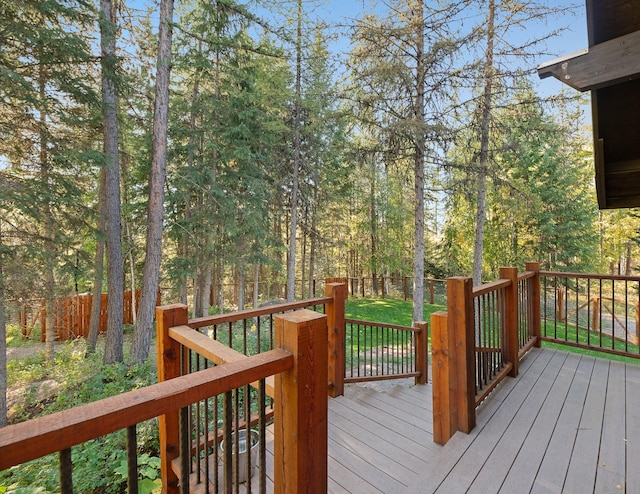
[156,304,188,494]
[592,297,601,333]
[500,267,519,377]
[447,277,476,434]
[526,262,542,348]
[326,282,347,397]
[431,311,452,445]
[414,321,428,385]
[273,309,328,494]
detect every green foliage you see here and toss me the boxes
[443,87,598,278]
[3,341,159,492]
[115,453,161,494]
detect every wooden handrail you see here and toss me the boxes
[517,270,536,281]
[0,349,293,471]
[187,296,332,329]
[169,324,276,396]
[540,271,640,282]
[472,278,511,297]
[345,318,419,332]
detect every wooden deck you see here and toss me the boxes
[244,347,640,492]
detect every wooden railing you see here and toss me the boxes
[155,283,352,492]
[431,263,541,445]
[157,304,329,493]
[0,299,333,494]
[2,280,435,493]
[0,342,293,492]
[344,319,428,385]
[540,270,640,359]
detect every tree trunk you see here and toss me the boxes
[101,0,124,364]
[472,0,496,287]
[238,268,245,311]
[126,223,136,325]
[38,66,56,363]
[625,240,632,276]
[131,0,174,364]
[411,0,426,324]
[253,263,260,308]
[86,168,106,354]
[286,0,303,302]
[370,156,378,296]
[0,222,7,427]
[308,196,317,298]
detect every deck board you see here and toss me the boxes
[498,352,580,493]
[626,363,640,494]
[530,355,596,494]
[595,360,626,493]
[563,357,609,493]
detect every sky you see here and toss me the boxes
[133,0,592,119]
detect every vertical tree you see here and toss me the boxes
[101,0,125,364]
[285,0,304,302]
[131,0,175,364]
[472,0,495,286]
[347,0,461,322]
[0,221,6,427]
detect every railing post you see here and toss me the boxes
[413,321,428,385]
[156,304,189,494]
[447,277,476,434]
[592,297,600,332]
[325,282,347,397]
[500,267,519,377]
[557,288,565,322]
[431,311,453,444]
[526,262,542,348]
[636,301,640,343]
[274,309,328,494]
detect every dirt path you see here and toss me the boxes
[6,344,48,361]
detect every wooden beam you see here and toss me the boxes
[537,29,640,91]
[169,324,276,397]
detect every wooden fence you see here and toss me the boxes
[37,290,148,342]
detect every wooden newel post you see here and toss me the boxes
[592,297,600,333]
[447,277,476,435]
[431,311,452,444]
[526,262,542,348]
[326,282,347,397]
[274,310,328,494]
[636,300,640,343]
[413,321,428,385]
[156,304,189,494]
[557,289,565,322]
[500,267,519,378]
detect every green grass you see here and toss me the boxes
[345,297,446,326]
[541,320,640,365]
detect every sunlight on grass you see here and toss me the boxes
[346,297,446,327]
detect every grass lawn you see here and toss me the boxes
[345,297,446,327]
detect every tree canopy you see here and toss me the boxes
[0,0,635,368]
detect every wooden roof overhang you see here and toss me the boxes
[537,0,640,209]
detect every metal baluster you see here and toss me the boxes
[127,425,138,493]
[259,379,266,494]
[180,406,190,494]
[60,448,73,494]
